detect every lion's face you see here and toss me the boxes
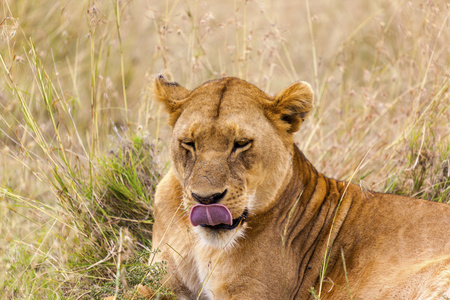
[154,76,313,248]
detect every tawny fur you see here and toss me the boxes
[151,76,450,299]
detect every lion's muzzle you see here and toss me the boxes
[191,189,227,205]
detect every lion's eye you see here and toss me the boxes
[180,140,195,151]
[233,139,252,152]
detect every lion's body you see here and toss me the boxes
[151,76,450,299]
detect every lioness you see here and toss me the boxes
[151,75,450,299]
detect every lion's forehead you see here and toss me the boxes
[175,116,263,144]
[182,95,264,120]
[175,104,267,139]
[192,77,269,100]
[171,78,282,159]
[183,78,270,116]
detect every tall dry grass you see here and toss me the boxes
[0,0,448,298]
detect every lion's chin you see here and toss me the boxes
[193,220,247,249]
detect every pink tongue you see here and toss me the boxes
[190,204,233,226]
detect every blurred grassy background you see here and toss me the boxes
[0,0,448,298]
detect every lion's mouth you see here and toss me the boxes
[200,209,248,230]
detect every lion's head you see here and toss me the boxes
[154,76,313,248]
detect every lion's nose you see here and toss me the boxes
[192,189,227,205]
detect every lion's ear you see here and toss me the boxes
[269,81,314,134]
[153,75,191,126]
